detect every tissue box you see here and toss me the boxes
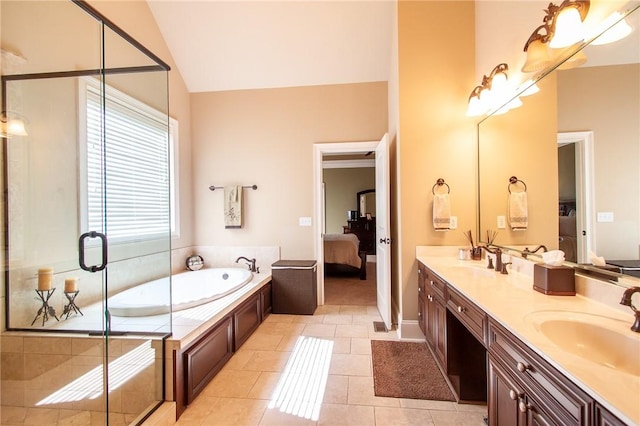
[533,263,575,296]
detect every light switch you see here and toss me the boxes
[497,215,506,229]
[450,216,458,229]
[299,217,312,226]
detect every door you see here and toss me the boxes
[375,134,392,329]
[557,132,595,264]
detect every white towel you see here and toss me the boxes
[433,193,451,231]
[508,191,528,230]
[224,186,243,228]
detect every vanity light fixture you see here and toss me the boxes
[522,0,590,73]
[0,111,28,138]
[549,0,590,48]
[466,63,521,117]
[588,12,633,45]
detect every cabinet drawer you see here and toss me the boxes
[421,265,447,301]
[488,319,592,426]
[447,286,487,345]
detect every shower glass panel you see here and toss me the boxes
[1,1,171,423]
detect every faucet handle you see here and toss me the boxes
[500,262,512,275]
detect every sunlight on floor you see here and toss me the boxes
[36,341,155,406]
[267,336,334,421]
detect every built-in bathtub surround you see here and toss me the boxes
[416,245,640,425]
[170,245,280,275]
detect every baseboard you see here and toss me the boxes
[399,319,426,341]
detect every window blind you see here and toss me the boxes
[86,85,170,242]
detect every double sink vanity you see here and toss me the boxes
[416,246,640,426]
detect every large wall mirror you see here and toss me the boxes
[478,2,640,286]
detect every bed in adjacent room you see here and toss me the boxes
[323,233,367,280]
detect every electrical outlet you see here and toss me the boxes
[597,212,614,222]
[299,217,312,226]
[497,215,506,229]
[450,216,458,229]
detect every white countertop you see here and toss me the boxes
[416,247,640,426]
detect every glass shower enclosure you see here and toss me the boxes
[1,1,172,423]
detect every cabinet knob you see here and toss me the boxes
[428,295,433,302]
[430,280,435,286]
[418,287,422,293]
[508,390,522,400]
[516,362,530,373]
[518,401,528,413]
[457,306,466,313]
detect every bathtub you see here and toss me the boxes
[108,268,253,317]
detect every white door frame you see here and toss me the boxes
[557,131,595,263]
[313,141,380,305]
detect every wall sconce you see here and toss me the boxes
[522,0,590,73]
[1,111,29,138]
[466,63,521,117]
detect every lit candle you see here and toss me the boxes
[37,268,53,291]
[64,277,78,293]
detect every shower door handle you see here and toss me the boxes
[79,231,108,272]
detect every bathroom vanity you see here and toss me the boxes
[416,248,639,426]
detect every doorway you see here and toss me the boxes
[313,135,391,329]
[557,131,595,264]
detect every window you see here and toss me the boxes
[79,78,178,243]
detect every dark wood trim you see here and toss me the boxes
[72,0,171,71]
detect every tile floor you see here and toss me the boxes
[175,304,487,426]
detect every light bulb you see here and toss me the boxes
[550,7,586,48]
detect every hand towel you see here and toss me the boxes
[508,191,528,230]
[433,193,451,231]
[224,186,243,229]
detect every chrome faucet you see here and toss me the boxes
[522,245,548,259]
[620,286,640,332]
[235,256,259,273]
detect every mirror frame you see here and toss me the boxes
[476,2,640,287]
[356,189,375,218]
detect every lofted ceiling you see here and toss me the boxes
[147,0,395,93]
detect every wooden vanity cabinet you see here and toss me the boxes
[594,404,628,426]
[418,263,447,368]
[488,318,593,426]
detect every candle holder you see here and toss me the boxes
[62,290,83,319]
[31,288,60,326]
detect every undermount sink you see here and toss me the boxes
[526,311,640,376]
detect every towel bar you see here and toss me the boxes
[209,185,258,191]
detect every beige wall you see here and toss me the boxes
[397,1,476,323]
[324,168,375,235]
[558,64,640,259]
[190,83,388,260]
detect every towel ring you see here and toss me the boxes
[432,178,450,195]
[508,176,527,194]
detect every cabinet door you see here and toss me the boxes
[488,355,526,426]
[260,282,272,319]
[595,403,627,426]
[434,299,447,368]
[234,293,261,350]
[184,316,233,404]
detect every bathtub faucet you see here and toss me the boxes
[235,256,259,273]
